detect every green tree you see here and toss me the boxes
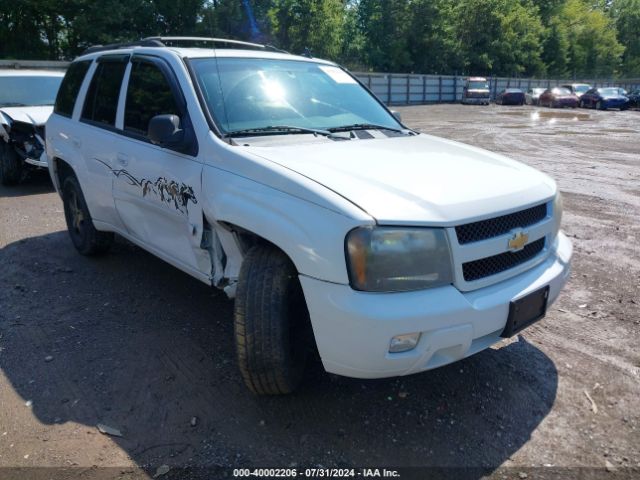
[267,0,346,59]
[405,0,463,74]
[356,0,411,71]
[453,0,545,76]
[560,0,624,77]
[542,19,570,76]
[612,0,640,77]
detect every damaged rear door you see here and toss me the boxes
[111,55,211,280]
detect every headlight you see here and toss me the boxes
[345,227,453,292]
[552,191,564,238]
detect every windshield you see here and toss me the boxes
[552,87,571,95]
[574,85,590,94]
[0,75,63,107]
[192,58,401,135]
[467,81,489,90]
[532,88,546,94]
[599,87,623,96]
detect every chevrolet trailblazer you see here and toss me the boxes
[46,37,572,395]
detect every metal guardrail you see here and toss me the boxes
[354,72,640,105]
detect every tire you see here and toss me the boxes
[0,141,23,186]
[234,245,313,395]
[579,100,584,108]
[596,100,604,110]
[62,175,113,255]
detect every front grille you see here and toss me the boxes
[462,238,545,282]
[455,204,547,245]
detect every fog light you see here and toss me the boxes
[389,333,421,353]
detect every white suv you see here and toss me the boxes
[0,69,64,184]
[46,37,572,395]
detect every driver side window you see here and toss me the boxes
[124,60,180,138]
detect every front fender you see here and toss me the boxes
[202,165,371,285]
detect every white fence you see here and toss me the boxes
[353,72,640,105]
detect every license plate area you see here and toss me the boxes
[501,286,550,338]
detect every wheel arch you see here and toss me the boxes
[202,184,360,288]
[50,156,78,194]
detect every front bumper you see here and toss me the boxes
[24,150,48,168]
[462,97,490,105]
[301,232,572,379]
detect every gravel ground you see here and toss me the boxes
[0,104,638,480]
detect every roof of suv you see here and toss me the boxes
[77,47,337,67]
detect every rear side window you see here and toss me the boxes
[124,61,180,137]
[81,59,127,127]
[54,60,92,117]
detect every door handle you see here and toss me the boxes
[116,153,129,167]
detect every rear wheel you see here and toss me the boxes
[62,175,113,255]
[234,245,313,395]
[0,141,23,186]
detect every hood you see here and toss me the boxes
[0,106,54,126]
[247,134,555,225]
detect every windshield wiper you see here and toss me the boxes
[327,123,410,134]
[225,125,332,138]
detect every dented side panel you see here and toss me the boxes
[200,163,372,286]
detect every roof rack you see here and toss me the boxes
[81,36,288,56]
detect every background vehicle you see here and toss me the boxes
[626,89,640,108]
[0,69,65,185]
[462,77,490,105]
[47,37,571,395]
[538,87,579,108]
[579,87,629,110]
[560,83,591,98]
[525,87,546,105]
[495,88,525,105]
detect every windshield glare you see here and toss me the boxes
[468,81,489,90]
[599,87,623,96]
[192,58,401,135]
[0,76,63,107]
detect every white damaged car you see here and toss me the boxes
[0,69,64,185]
[46,37,572,395]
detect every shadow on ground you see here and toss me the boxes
[0,170,55,197]
[0,229,558,479]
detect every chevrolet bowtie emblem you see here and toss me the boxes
[508,230,529,251]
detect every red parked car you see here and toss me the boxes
[538,87,579,108]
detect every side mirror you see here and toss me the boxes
[148,114,185,147]
[390,110,402,122]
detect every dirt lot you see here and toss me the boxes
[0,104,638,479]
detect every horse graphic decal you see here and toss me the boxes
[95,159,197,215]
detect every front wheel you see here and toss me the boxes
[0,141,23,186]
[62,175,113,255]
[234,245,313,395]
